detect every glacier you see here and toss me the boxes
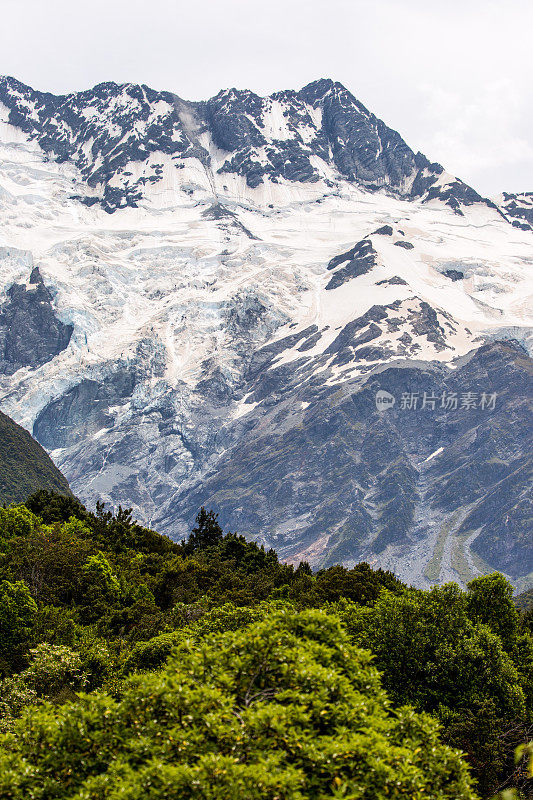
[0,76,531,590]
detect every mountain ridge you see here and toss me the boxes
[0,74,500,217]
[0,74,530,590]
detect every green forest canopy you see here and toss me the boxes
[0,491,531,799]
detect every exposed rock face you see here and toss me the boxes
[495,192,533,231]
[326,239,378,290]
[0,268,72,374]
[443,269,464,281]
[34,369,136,450]
[0,74,531,591]
[158,341,532,584]
[0,75,488,215]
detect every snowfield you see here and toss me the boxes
[0,78,531,589]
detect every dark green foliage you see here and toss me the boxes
[123,630,183,673]
[515,587,533,613]
[0,580,37,673]
[466,573,520,652]
[0,411,71,504]
[183,506,224,553]
[294,561,405,605]
[1,516,95,609]
[0,609,477,800]
[338,583,524,716]
[25,489,88,525]
[0,491,529,798]
[336,577,533,798]
[516,588,533,639]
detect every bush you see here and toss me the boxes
[336,582,529,797]
[0,580,37,673]
[123,630,183,673]
[0,608,477,799]
[20,643,87,697]
[0,643,88,731]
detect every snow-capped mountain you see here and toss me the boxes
[494,191,533,231]
[0,76,531,590]
[0,76,495,213]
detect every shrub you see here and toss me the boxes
[0,580,37,673]
[0,608,477,799]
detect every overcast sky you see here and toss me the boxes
[1,0,531,196]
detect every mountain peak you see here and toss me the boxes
[299,77,349,98]
[0,74,495,216]
[0,74,530,593]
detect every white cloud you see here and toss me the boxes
[411,80,533,194]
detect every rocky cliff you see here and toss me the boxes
[0,76,530,589]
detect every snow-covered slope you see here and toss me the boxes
[0,77,531,590]
[0,76,496,214]
[493,191,533,231]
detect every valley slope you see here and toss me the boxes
[0,409,71,504]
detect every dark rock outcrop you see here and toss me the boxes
[326,238,378,290]
[443,269,464,281]
[0,268,73,374]
[496,192,533,231]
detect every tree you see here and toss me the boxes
[25,490,89,526]
[2,520,93,606]
[0,580,37,674]
[466,573,520,653]
[293,562,404,606]
[337,583,529,797]
[0,506,41,542]
[80,551,121,622]
[82,552,120,599]
[0,608,477,799]
[183,507,224,553]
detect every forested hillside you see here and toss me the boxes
[0,492,531,798]
[0,411,71,504]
